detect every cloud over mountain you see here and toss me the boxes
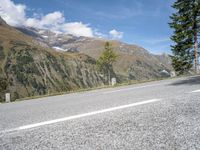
[0,0,94,37]
[0,0,26,26]
[109,29,123,39]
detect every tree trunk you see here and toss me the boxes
[108,69,111,85]
[194,31,199,74]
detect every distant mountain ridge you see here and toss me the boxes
[0,16,172,101]
[17,26,172,80]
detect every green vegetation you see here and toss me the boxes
[0,46,5,60]
[0,41,107,101]
[169,0,200,75]
[0,77,8,102]
[0,77,7,92]
[97,42,118,84]
[13,75,189,103]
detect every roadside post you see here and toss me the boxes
[5,93,11,103]
[170,71,176,77]
[111,78,117,86]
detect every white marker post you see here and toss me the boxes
[5,93,11,103]
[170,71,176,77]
[111,78,117,86]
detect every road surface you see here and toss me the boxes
[0,76,200,149]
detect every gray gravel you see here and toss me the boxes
[0,76,200,150]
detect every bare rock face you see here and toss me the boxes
[2,44,105,100]
[0,17,106,101]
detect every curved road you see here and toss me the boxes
[0,76,200,149]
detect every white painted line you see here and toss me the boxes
[1,99,161,133]
[189,89,200,93]
[103,84,165,94]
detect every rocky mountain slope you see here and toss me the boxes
[0,16,173,101]
[0,17,106,101]
[17,27,172,80]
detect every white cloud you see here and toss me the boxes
[25,11,65,28]
[0,0,26,26]
[62,22,93,37]
[109,29,124,39]
[94,29,107,38]
[0,0,94,37]
[0,0,125,39]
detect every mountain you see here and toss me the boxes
[0,18,106,101]
[0,16,172,101]
[0,16,8,27]
[17,27,172,81]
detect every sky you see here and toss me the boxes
[0,0,175,54]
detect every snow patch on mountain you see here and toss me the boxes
[53,46,65,51]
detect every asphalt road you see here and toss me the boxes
[0,76,200,150]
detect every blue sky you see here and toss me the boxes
[1,0,175,54]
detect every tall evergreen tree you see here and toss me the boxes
[97,42,118,85]
[169,0,200,75]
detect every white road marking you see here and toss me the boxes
[189,89,200,93]
[103,84,165,94]
[1,99,161,133]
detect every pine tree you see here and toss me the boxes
[169,0,200,75]
[97,42,118,85]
